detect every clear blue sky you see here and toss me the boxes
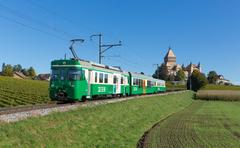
[0,0,239,84]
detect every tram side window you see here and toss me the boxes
[151,81,155,87]
[147,81,151,87]
[133,78,136,85]
[138,79,142,87]
[154,82,156,86]
[99,73,103,83]
[104,74,108,83]
[160,82,164,86]
[121,77,124,84]
[113,76,117,84]
[68,70,81,81]
[95,72,98,83]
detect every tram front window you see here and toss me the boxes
[51,69,67,80]
[68,70,82,81]
[51,69,60,80]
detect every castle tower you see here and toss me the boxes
[164,46,176,68]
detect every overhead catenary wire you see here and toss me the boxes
[26,0,122,42]
[25,0,119,52]
[26,0,73,23]
[25,0,97,35]
[118,56,150,67]
[0,14,67,41]
[1,0,155,72]
[126,49,153,66]
[105,58,141,71]
[106,56,149,71]
[102,46,155,73]
[0,3,75,39]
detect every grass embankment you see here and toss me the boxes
[0,92,193,147]
[196,90,240,101]
[145,100,240,148]
[202,84,240,90]
[0,76,50,107]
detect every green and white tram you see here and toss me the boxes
[49,39,166,101]
[49,59,166,101]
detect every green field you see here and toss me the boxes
[145,100,240,148]
[0,76,50,107]
[0,92,193,147]
[202,84,240,90]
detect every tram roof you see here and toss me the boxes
[51,59,165,82]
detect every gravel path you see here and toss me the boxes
[0,91,187,123]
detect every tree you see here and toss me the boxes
[175,69,186,81]
[153,64,168,80]
[21,68,29,76]
[13,64,22,72]
[1,63,5,72]
[28,67,36,78]
[187,70,208,91]
[207,71,218,84]
[2,64,13,76]
[181,64,185,70]
[168,74,175,81]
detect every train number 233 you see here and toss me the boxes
[98,87,106,93]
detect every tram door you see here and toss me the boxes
[87,70,92,98]
[113,74,121,94]
[143,80,146,94]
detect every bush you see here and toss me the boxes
[2,64,13,76]
[187,70,208,91]
[207,71,218,84]
[175,69,186,81]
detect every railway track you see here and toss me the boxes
[0,102,63,115]
[0,90,187,123]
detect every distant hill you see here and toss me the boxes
[0,76,50,108]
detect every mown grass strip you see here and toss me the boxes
[144,100,240,148]
[0,91,193,147]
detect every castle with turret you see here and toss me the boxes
[163,47,201,78]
